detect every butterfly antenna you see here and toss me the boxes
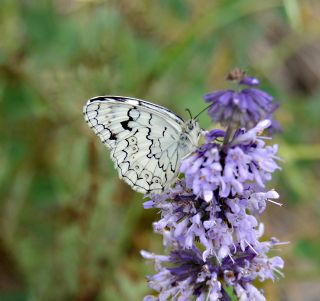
[194,103,213,120]
[185,108,193,119]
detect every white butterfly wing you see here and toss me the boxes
[83,96,194,194]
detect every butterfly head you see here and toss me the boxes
[184,119,201,147]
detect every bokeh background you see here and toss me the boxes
[1,0,320,300]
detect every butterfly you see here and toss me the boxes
[83,96,201,194]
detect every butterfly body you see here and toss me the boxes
[83,96,200,194]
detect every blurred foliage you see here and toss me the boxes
[0,0,320,300]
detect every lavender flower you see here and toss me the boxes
[144,177,280,263]
[144,123,282,267]
[141,239,284,301]
[204,69,278,129]
[180,120,280,202]
[142,71,284,301]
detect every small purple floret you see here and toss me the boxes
[204,72,278,129]
[239,76,260,86]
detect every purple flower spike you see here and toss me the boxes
[181,121,280,201]
[204,69,278,129]
[142,70,284,301]
[142,240,283,301]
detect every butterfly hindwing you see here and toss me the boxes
[84,96,189,194]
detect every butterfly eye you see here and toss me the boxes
[188,123,194,130]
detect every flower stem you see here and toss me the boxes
[223,124,235,146]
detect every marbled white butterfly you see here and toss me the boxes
[83,96,200,194]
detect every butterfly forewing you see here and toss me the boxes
[83,96,199,194]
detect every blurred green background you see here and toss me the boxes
[1,0,320,300]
